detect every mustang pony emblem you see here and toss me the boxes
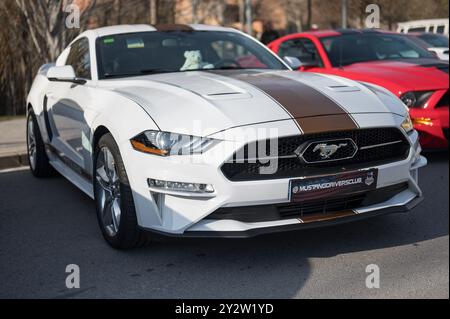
[313,143,348,159]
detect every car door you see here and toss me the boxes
[45,38,92,177]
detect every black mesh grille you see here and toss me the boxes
[277,194,365,218]
[221,128,410,181]
[208,183,408,222]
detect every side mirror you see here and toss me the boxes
[283,56,302,70]
[47,65,86,84]
[283,56,320,70]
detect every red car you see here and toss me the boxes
[268,29,449,149]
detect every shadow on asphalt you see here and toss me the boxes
[0,151,447,298]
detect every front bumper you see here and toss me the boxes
[146,195,424,238]
[122,124,426,237]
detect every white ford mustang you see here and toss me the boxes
[26,24,427,249]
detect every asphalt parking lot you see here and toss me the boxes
[0,152,448,299]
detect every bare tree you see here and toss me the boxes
[284,0,304,32]
[149,0,157,24]
[14,0,95,61]
[306,0,312,30]
[193,0,226,25]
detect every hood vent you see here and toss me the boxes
[327,85,361,93]
[203,91,252,100]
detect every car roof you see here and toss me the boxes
[397,18,449,27]
[269,29,401,46]
[71,24,240,44]
[92,24,155,37]
[305,28,399,38]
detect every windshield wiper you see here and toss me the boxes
[103,72,141,78]
[209,66,246,70]
[103,68,174,79]
[139,68,174,74]
[103,66,250,78]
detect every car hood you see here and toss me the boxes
[334,59,449,92]
[99,70,407,136]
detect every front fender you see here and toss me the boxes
[89,88,161,226]
[88,88,159,167]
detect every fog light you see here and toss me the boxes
[147,178,214,193]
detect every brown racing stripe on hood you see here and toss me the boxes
[209,71,359,133]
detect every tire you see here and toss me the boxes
[93,133,151,249]
[26,110,55,177]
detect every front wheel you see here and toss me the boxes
[94,133,150,249]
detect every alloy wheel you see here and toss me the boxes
[27,115,36,170]
[95,147,121,237]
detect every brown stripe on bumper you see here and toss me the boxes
[153,24,193,31]
[211,71,358,133]
[299,210,356,223]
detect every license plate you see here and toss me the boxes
[289,169,378,202]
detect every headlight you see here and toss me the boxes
[401,114,414,133]
[130,130,218,156]
[400,91,434,108]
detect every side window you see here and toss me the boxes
[211,41,250,60]
[408,27,427,33]
[436,25,445,34]
[66,38,91,79]
[209,40,268,68]
[278,38,323,67]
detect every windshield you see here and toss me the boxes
[320,33,436,67]
[96,31,287,79]
[417,33,449,48]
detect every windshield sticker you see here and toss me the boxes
[103,37,114,44]
[127,38,145,49]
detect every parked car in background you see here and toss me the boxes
[268,29,449,149]
[397,19,449,36]
[406,32,449,61]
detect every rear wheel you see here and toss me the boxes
[26,110,55,177]
[94,133,150,249]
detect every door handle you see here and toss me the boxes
[46,92,54,98]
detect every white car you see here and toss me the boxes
[26,24,427,249]
[397,19,449,36]
[428,47,449,61]
[406,33,449,61]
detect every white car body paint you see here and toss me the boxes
[428,47,449,61]
[27,24,426,237]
